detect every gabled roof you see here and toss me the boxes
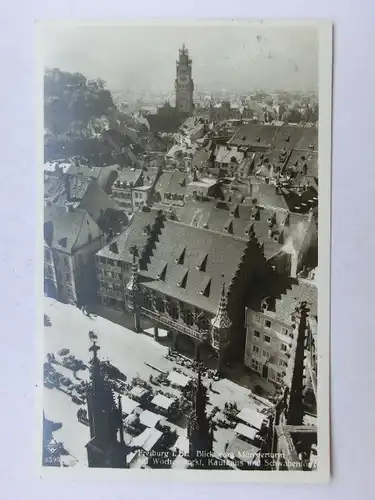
[228,124,277,148]
[96,208,161,263]
[285,150,318,179]
[44,205,96,254]
[142,220,252,313]
[174,198,313,260]
[215,145,245,164]
[154,171,187,198]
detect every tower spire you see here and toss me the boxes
[211,280,232,330]
[117,394,125,444]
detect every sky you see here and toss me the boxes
[41,23,319,95]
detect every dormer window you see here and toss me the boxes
[245,223,255,236]
[177,269,188,288]
[196,253,208,272]
[199,276,211,296]
[224,219,233,234]
[230,204,239,217]
[256,136,260,142]
[175,247,186,265]
[285,135,290,142]
[58,237,67,248]
[156,262,167,281]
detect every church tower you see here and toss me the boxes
[85,341,135,468]
[175,43,194,115]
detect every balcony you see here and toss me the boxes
[141,307,210,342]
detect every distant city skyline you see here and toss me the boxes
[42,23,319,95]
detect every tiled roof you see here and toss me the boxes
[44,205,93,253]
[174,198,313,260]
[154,171,187,198]
[285,150,318,179]
[215,145,245,164]
[252,151,288,178]
[142,220,250,313]
[228,124,277,148]
[246,182,290,210]
[228,123,318,152]
[113,168,143,187]
[78,182,125,223]
[96,208,161,263]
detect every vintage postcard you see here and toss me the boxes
[38,20,332,482]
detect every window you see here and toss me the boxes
[252,345,260,355]
[108,259,114,266]
[112,260,117,267]
[262,350,270,359]
[254,330,260,338]
[117,273,121,279]
[88,233,92,244]
[253,314,261,324]
[282,328,289,335]
[281,343,288,352]
[65,273,71,282]
[276,372,283,384]
[251,359,261,372]
[279,359,288,368]
[265,320,271,328]
[64,257,69,267]
[264,335,271,344]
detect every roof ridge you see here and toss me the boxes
[71,209,88,251]
[165,219,249,244]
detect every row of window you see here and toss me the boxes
[251,345,288,367]
[252,329,289,351]
[252,314,290,336]
[100,282,122,292]
[97,257,128,268]
[96,268,121,279]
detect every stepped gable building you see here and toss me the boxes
[135,218,268,370]
[173,197,317,278]
[44,204,104,305]
[86,341,135,468]
[95,207,164,310]
[244,276,317,401]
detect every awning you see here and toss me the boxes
[151,394,174,410]
[139,410,163,428]
[130,386,149,399]
[236,408,267,431]
[225,437,260,464]
[120,395,140,415]
[234,423,258,441]
[132,428,163,452]
[167,371,191,388]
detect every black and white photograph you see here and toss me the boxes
[39,20,332,480]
